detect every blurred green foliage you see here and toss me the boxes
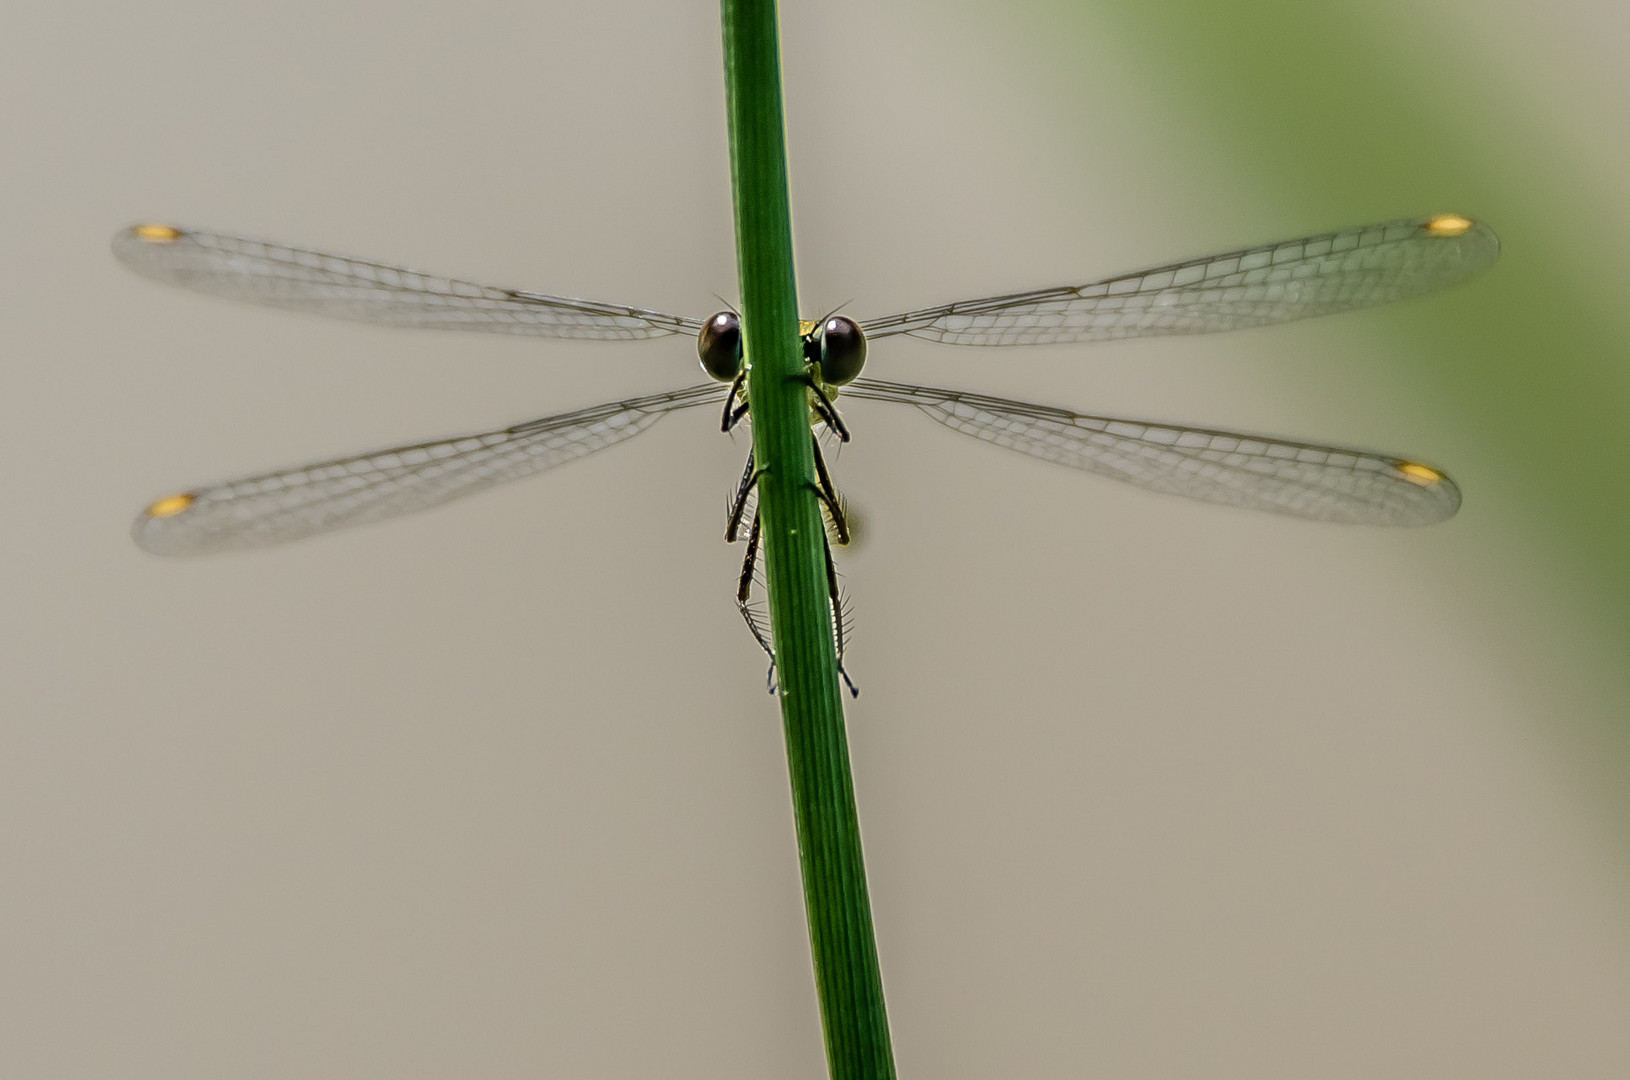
[1012,0,1630,810]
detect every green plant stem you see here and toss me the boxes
[718,2,895,1076]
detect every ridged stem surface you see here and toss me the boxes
[719,3,896,1076]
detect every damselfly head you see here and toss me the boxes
[814,315,866,386]
[697,311,743,382]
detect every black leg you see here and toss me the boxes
[787,372,850,442]
[822,533,860,698]
[725,447,765,543]
[735,513,778,694]
[809,434,850,545]
[720,371,749,432]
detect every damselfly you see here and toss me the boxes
[116,213,1497,690]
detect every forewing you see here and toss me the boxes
[845,379,1460,525]
[113,224,704,340]
[134,384,727,555]
[859,214,1497,347]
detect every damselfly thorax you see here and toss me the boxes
[702,310,868,693]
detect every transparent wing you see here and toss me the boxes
[858,214,1497,347]
[113,224,705,340]
[844,379,1460,525]
[134,384,728,555]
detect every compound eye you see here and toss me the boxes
[818,315,866,386]
[697,311,743,382]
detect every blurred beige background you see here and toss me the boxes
[4,0,1629,1076]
